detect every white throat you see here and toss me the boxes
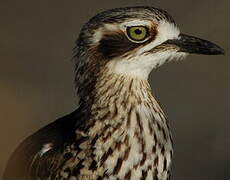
[106,50,187,80]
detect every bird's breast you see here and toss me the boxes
[76,104,173,180]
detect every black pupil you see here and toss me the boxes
[134,29,142,35]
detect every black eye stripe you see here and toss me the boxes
[98,31,140,58]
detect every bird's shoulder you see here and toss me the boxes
[3,109,84,180]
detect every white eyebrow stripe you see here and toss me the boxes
[120,20,152,29]
[92,24,120,43]
[120,20,152,31]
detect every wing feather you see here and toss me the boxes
[3,110,79,180]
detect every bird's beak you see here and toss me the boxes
[164,33,225,55]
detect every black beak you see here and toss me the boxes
[165,33,225,55]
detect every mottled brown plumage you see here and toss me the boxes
[4,6,224,180]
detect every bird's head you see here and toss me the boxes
[74,6,224,98]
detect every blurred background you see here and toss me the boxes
[0,0,229,179]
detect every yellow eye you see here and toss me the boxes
[127,26,149,42]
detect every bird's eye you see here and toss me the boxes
[126,26,149,42]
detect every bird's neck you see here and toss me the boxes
[77,68,167,135]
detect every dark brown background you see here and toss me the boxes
[0,0,229,179]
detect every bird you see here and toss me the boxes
[4,6,224,180]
